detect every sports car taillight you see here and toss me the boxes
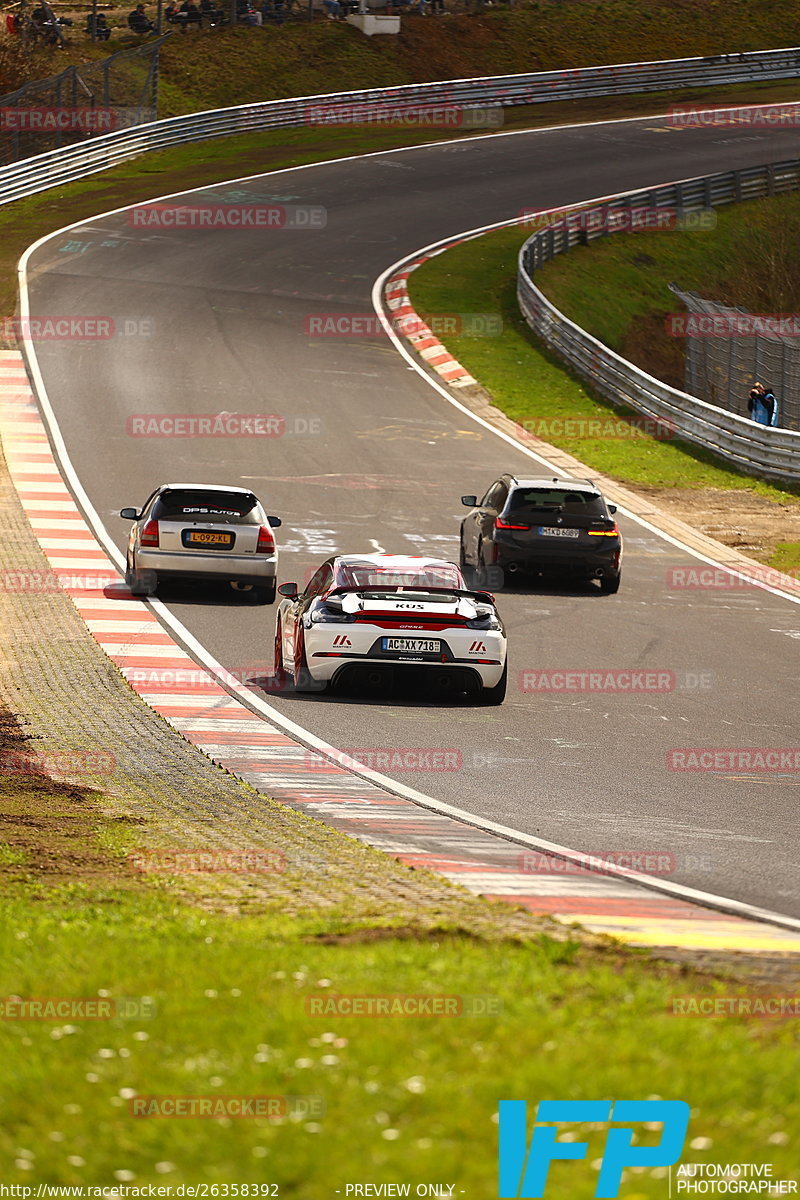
[256,525,275,554]
[140,519,159,547]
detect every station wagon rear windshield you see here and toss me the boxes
[506,488,606,517]
[153,490,262,524]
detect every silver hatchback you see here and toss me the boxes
[120,483,281,603]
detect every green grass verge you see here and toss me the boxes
[408,223,800,506]
[3,877,800,1190]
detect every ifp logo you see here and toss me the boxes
[498,1100,690,1198]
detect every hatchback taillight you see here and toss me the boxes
[256,525,275,554]
[140,519,159,547]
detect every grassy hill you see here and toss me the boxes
[2,0,800,114]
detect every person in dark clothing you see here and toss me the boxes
[180,0,202,25]
[86,11,111,37]
[199,0,225,24]
[128,4,156,31]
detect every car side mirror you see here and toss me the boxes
[119,508,139,520]
[461,495,477,507]
[608,504,617,514]
[267,515,282,528]
[278,582,298,598]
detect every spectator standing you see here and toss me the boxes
[748,381,768,424]
[763,387,780,427]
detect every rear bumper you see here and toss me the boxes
[305,627,505,686]
[136,549,277,583]
[328,661,494,691]
[492,538,621,575]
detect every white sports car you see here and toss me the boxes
[273,554,507,704]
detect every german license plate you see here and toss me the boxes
[184,530,234,547]
[382,637,441,654]
[538,526,579,538]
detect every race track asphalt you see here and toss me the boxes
[24,114,800,916]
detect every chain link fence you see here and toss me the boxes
[0,32,170,164]
[670,285,800,431]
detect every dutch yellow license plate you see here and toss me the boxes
[185,530,234,547]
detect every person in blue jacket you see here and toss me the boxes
[748,381,779,426]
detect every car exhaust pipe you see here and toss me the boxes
[507,562,520,574]
[230,580,254,591]
[595,567,605,578]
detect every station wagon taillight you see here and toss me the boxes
[496,517,530,530]
[256,525,275,554]
[140,519,159,547]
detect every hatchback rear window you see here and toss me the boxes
[153,490,262,524]
[506,488,606,517]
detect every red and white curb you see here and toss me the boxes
[385,263,477,388]
[3,347,800,953]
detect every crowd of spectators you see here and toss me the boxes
[5,0,450,44]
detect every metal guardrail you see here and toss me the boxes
[1,45,800,201]
[517,160,800,481]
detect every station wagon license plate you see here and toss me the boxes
[183,530,234,548]
[538,526,579,538]
[382,637,441,654]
